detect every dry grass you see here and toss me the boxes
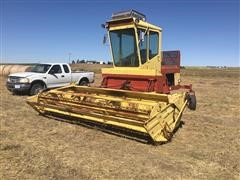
[70,64,111,74]
[0,65,240,179]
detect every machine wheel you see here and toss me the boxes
[79,79,89,86]
[29,83,44,96]
[187,94,197,110]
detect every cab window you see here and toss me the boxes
[109,28,139,67]
[49,65,62,74]
[149,31,159,59]
[63,65,70,73]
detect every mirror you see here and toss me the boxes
[138,28,148,45]
[103,34,108,44]
[101,24,106,29]
[139,31,145,42]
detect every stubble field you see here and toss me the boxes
[0,65,239,179]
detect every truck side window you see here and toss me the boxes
[49,65,62,74]
[63,65,70,73]
[149,31,159,59]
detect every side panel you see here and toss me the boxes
[101,74,170,93]
[161,51,180,74]
[71,72,94,84]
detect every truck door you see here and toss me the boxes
[47,65,66,88]
[62,64,72,86]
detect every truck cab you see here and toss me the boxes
[101,10,184,94]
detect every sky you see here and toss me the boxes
[0,0,239,66]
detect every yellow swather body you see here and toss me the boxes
[27,10,196,143]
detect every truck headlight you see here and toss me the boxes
[19,78,29,83]
[7,77,11,82]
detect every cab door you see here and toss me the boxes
[62,64,72,86]
[47,65,66,88]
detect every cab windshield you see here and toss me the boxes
[30,64,51,73]
[109,28,139,67]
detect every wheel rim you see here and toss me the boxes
[34,86,43,94]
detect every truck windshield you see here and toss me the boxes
[30,64,51,73]
[109,28,139,67]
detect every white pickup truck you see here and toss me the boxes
[6,63,94,95]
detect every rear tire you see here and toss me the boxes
[29,83,44,96]
[79,79,89,86]
[187,94,197,110]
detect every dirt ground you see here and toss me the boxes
[0,66,239,179]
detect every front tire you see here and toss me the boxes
[29,83,44,96]
[187,94,197,110]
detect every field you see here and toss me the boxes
[0,65,239,179]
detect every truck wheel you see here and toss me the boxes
[29,83,44,96]
[79,79,89,86]
[187,94,197,110]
